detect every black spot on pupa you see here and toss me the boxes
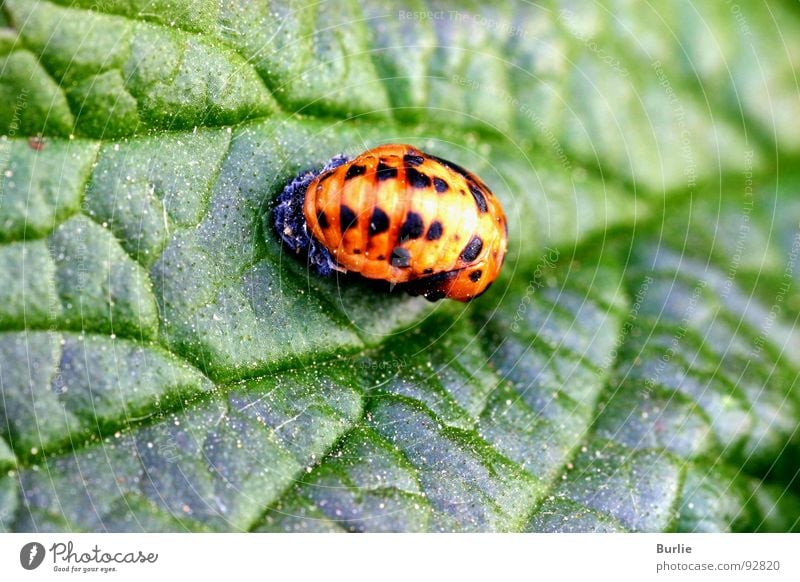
[353,249,362,254]
[423,268,434,274]
[469,270,482,282]
[340,205,358,231]
[317,211,329,228]
[403,269,458,301]
[426,221,443,241]
[403,153,424,167]
[406,167,431,189]
[424,290,446,301]
[390,247,411,268]
[344,164,366,180]
[369,207,390,235]
[469,183,488,213]
[400,212,425,240]
[376,160,398,181]
[377,254,386,261]
[428,154,472,179]
[433,177,449,193]
[460,235,483,263]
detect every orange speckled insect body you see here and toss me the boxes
[274,144,507,302]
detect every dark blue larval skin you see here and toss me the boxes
[273,154,349,276]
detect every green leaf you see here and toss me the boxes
[3,0,275,135]
[0,138,98,241]
[260,252,628,532]
[0,436,15,532]
[1,0,798,532]
[15,364,362,531]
